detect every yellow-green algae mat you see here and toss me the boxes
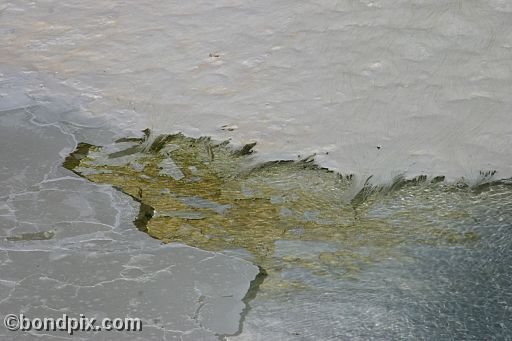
[64,131,485,289]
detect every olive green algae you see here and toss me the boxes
[63,132,495,287]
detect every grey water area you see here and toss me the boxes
[233,193,512,341]
[0,72,259,340]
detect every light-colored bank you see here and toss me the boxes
[1,0,511,185]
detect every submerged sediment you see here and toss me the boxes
[63,131,509,290]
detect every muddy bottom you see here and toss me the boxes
[63,131,511,289]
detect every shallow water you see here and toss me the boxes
[234,182,512,340]
[64,132,512,340]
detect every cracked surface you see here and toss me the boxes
[0,79,259,340]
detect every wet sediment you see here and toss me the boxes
[62,131,505,291]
